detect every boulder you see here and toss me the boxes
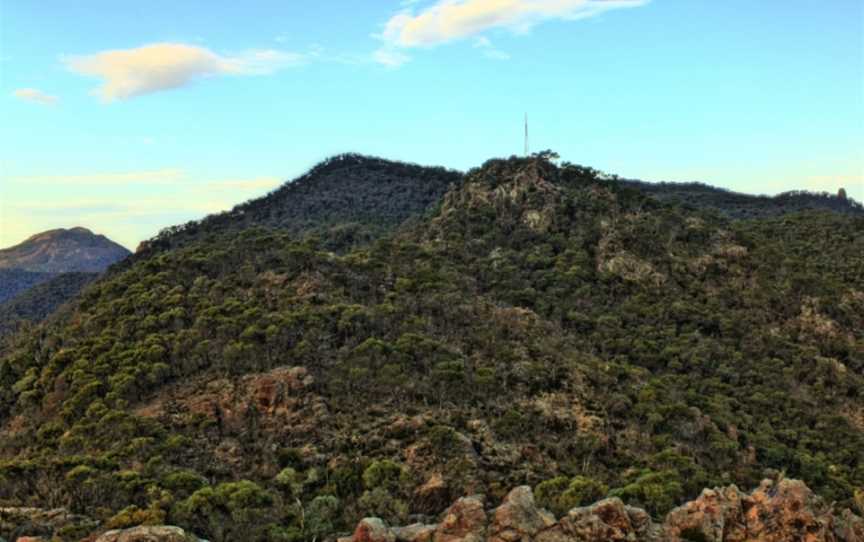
[93,526,202,542]
[341,479,863,542]
[738,478,837,541]
[834,509,864,541]
[661,478,862,542]
[434,495,487,542]
[488,486,555,541]
[392,523,437,542]
[554,497,643,541]
[351,518,396,542]
[415,473,450,514]
[662,485,747,541]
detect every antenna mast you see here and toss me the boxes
[524,113,529,157]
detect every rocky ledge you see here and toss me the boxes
[339,478,864,542]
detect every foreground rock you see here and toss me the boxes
[0,512,203,542]
[664,478,864,542]
[339,479,864,542]
[91,525,203,542]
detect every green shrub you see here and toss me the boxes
[305,495,341,539]
[362,459,404,492]
[535,476,608,516]
[357,487,409,524]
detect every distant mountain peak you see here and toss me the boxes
[0,226,130,273]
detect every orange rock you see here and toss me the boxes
[415,473,450,514]
[392,523,437,542]
[487,486,556,542]
[351,518,396,542]
[434,495,486,542]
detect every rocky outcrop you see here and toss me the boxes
[540,497,662,541]
[436,495,488,542]
[338,480,863,542]
[91,525,203,542]
[488,486,555,541]
[664,478,864,542]
[340,518,396,542]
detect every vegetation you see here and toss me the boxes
[130,153,462,261]
[0,269,55,304]
[621,179,863,220]
[0,154,861,541]
[0,272,97,338]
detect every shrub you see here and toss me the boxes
[305,495,341,539]
[362,460,404,492]
[535,476,608,516]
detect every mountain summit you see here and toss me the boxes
[0,226,130,273]
[0,227,130,327]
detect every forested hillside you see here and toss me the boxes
[0,228,130,340]
[0,272,98,339]
[622,179,863,219]
[0,155,861,542]
[132,154,462,260]
[0,269,55,304]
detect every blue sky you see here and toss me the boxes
[1,0,862,249]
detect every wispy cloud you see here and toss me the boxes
[9,168,186,185]
[473,36,510,60]
[209,177,282,190]
[381,0,648,48]
[12,88,59,105]
[64,42,305,102]
[2,171,285,249]
[373,47,412,68]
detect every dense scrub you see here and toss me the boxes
[622,179,863,219]
[0,155,861,541]
[0,272,98,339]
[0,269,55,304]
[131,153,462,261]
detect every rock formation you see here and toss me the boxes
[90,525,203,542]
[3,479,862,541]
[338,479,864,542]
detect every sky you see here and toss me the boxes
[1,0,862,250]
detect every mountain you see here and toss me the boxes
[0,155,861,542]
[621,179,864,219]
[0,226,130,273]
[0,228,130,335]
[132,154,461,260]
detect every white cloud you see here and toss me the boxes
[13,88,58,105]
[9,168,186,186]
[373,47,412,68]
[473,36,493,48]
[472,36,511,60]
[64,42,305,102]
[3,172,284,250]
[382,0,648,48]
[207,177,282,190]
